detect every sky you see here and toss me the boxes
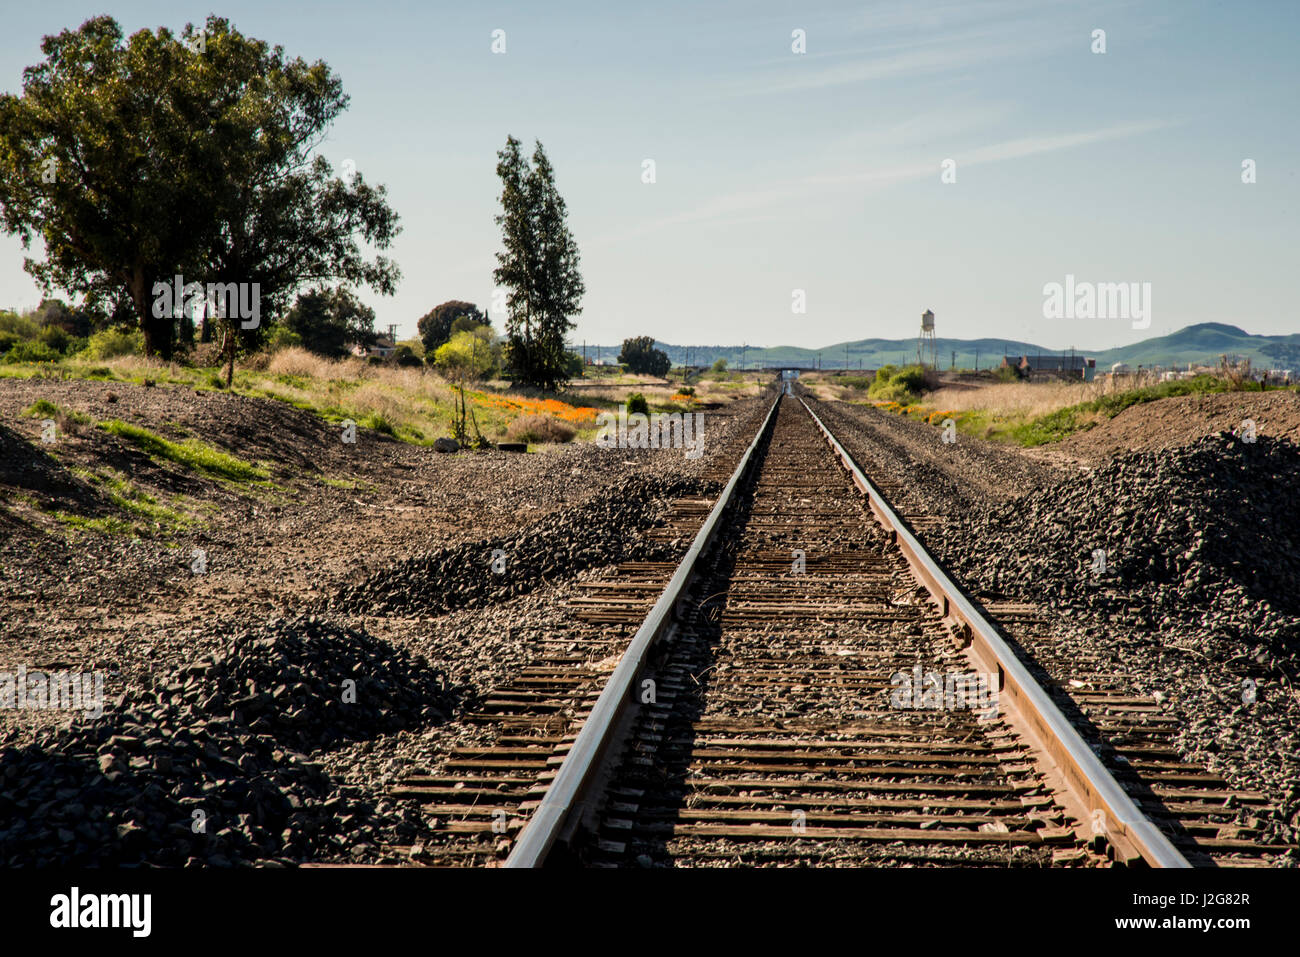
[1,0,1297,352]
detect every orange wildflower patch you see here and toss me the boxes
[472,392,600,424]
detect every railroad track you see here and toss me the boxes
[389,388,1296,868]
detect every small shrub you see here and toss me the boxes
[266,325,303,353]
[627,392,649,415]
[81,328,143,360]
[506,414,576,444]
[37,325,72,353]
[392,345,422,368]
[993,364,1022,383]
[361,412,395,436]
[3,340,61,363]
[868,363,926,404]
[22,399,60,418]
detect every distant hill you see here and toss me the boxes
[583,323,1300,372]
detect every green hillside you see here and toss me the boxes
[589,323,1300,372]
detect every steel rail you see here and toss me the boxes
[798,396,1191,868]
[504,389,784,867]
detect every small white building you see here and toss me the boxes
[351,334,396,359]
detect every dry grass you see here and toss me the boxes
[922,380,1113,419]
[567,371,764,407]
[506,414,576,444]
[267,347,375,381]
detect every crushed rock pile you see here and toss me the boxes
[328,475,710,617]
[946,431,1300,673]
[0,616,457,866]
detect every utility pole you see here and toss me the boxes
[975,348,979,372]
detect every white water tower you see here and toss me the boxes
[918,309,937,369]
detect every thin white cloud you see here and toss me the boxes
[808,119,1178,187]
[594,118,1176,247]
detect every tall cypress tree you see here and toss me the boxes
[493,136,584,390]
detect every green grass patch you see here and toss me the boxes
[22,399,60,418]
[360,412,395,436]
[54,513,136,535]
[69,466,198,532]
[21,399,91,426]
[99,420,269,481]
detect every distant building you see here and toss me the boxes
[351,334,396,359]
[1001,354,1097,381]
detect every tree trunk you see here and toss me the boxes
[224,321,236,388]
[133,267,173,360]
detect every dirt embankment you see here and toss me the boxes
[1055,390,1300,465]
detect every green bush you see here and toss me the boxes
[891,365,926,393]
[266,325,302,352]
[626,392,649,415]
[81,328,143,360]
[36,325,85,355]
[3,340,61,363]
[392,344,423,368]
[711,358,727,373]
[993,364,1021,382]
[0,311,38,340]
[870,380,917,404]
[868,363,926,403]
